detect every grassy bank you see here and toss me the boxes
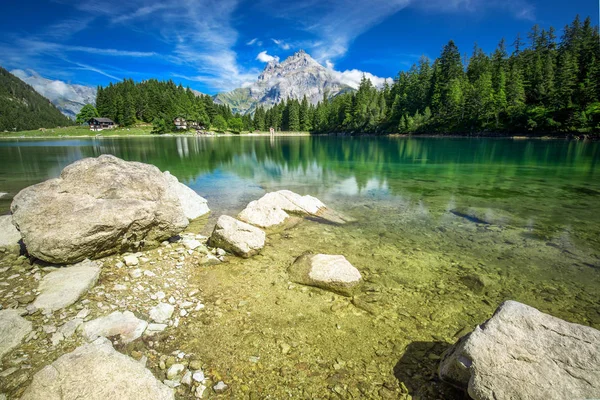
[0,126,311,139]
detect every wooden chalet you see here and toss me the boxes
[88,117,116,131]
[174,117,187,129]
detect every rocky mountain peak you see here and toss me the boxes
[258,50,322,82]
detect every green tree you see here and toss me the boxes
[228,117,243,133]
[76,104,99,125]
[213,115,228,132]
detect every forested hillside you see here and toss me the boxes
[96,79,234,130]
[0,67,73,131]
[282,15,600,134]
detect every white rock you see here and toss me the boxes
[144,323,167,336]
[33,260,101,312]
[11,155,189,264]
[76,308,90,319]
[168,296,176,304]
[192,370,205,383]
[439,300,600,400]
[0,215,21,254]
[149,303,174,323]
[115,261,125,268]
[124,255,139,267]
[288,254,362,296]
[58,318,83,338]
[208,215,265,258]
[156,291,166,300]
[50,332,64,346]
[0,309,33,359]
[20,338,174,399]
[82,311,147,344]
[179,309,187,317]
[143,270,156,277]
[238,190,354,228]
[129,268,142,279]
[213,381,228,393]
[113,284,127,291]
[163,171,210,221]
[166,363,185,380]
[181,370,192,386]
[182,239,202,250]
[195,384,207,398]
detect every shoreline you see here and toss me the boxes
[0,131,596,140]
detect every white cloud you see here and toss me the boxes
[256,51,279,63]
[247,38,258,45]
[326,66,391,89]
[271,38,291,50]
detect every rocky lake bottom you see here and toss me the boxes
[0,136,599,399]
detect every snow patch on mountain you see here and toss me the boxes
[215,50,389,115]
[11,69,97,119]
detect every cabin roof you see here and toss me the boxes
[90,117,114,123]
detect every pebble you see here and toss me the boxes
[213,381,228,393]
[129,269,142,279]
[192,370,205,382]
[124,255,139,266]
[181,370,192,385]
[143,270,156,277]
[115,261,124,268]
[180,309,187,317]
[195,384,207,398]
[156,291,166,300]
[166,363,185,380]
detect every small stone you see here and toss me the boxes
[280,342,291,355]
[129,269,142,279]
[195,385,207,398]
[181,370,192,385]
[124,255,139,267]
[213,381,228,393]
[156,291,166,300]
[144,323,168,336]
[51,332,64,346]
[192,370,205,382]
[189,360,203,370]
[179,309,187,317]
[113,284,127,291]
[149,303,175,323]
[76,308,90,319]
[167,363,185,380]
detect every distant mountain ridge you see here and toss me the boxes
[11,69,97,119]
[214,50,355,115]
[0,67,73,131]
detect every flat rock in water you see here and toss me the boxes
[20,338,174,400]
[238,190,355,228]
[82,311,148,344]
[438,300,600,400]
[163,172,210,221]
[289,254,362,296]
[0,309,32,359]
[208,215,265,258]
[33,259,101,312]
[10,155,190,264]
[0,215,21,254]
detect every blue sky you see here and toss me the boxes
[0,0,597,94]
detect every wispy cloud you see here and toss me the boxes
[413,0,535,21]
[271,38,291,50]
[256,51,279,63]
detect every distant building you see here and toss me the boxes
[174,117,187,129]
[88,117,115,131]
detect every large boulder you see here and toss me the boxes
[81,311,148,344]
[438,300,600,400]
[33,259,101,312]
[163,172,209,221]
[20,338,174,400]
[289,254,362,296]
[0,215,21,254]
[11,155,190,264]
[238,190,354,228]
[208,215,265,258]
[0,309,32,360]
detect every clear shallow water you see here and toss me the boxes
[1,136,599,398]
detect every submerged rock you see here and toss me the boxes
[0,215,21,254]
[163,172,209,221]
[289,254,362,296]
[82,311,148,344]
[20,338,174,400]
[439,300,600,400]
[238,190,355,228]
[208,215,265,258]
[11,155,190,264]
[33,259,101,312]
[0,309,32,359]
